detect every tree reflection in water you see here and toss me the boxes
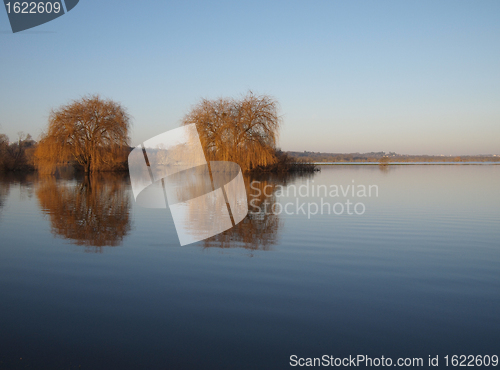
[201,172,314,251]
[36,173,131,252]
[0,173,37,221]
[34,170,314,252]
[0,177,10,222]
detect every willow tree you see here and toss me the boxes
[35,95,130,174]
[182,92,281,172]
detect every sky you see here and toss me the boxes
[1,0,499,155]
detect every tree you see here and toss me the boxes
[182,92,281,172]
[0,132,36,172]
[0,134,8,171]
[35,95,130,174]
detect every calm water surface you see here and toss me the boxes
[0,166,499,369]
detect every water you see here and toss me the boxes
[0,166,499,369]
[314,161,500,165]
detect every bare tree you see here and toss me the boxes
[0,132,37,172]
[35,95,130,174]
[182,92,281,172]
[0,134,8,171]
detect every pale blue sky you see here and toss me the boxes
[1,0,499,155]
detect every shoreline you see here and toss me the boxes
[314,162,500,165]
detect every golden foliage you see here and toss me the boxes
[182,92,281,172]
[35,95,130,174]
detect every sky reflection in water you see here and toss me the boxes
[0,166,498,369]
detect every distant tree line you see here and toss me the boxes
[0,132,37,172]
[289,151,500,163]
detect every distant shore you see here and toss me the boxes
[290,151,500,164]
[315,162,500,165]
